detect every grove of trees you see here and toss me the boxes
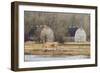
[24,11,90,42]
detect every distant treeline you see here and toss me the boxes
[24,11,90,42]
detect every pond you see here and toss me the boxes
[24,55,90,62]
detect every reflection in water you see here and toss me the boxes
[24,55,90,62]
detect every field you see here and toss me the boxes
[24,41,90,56]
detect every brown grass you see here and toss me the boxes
[24,41,90,56]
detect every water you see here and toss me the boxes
[24,55,90,62]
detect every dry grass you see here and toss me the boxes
[24,41,90,56]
